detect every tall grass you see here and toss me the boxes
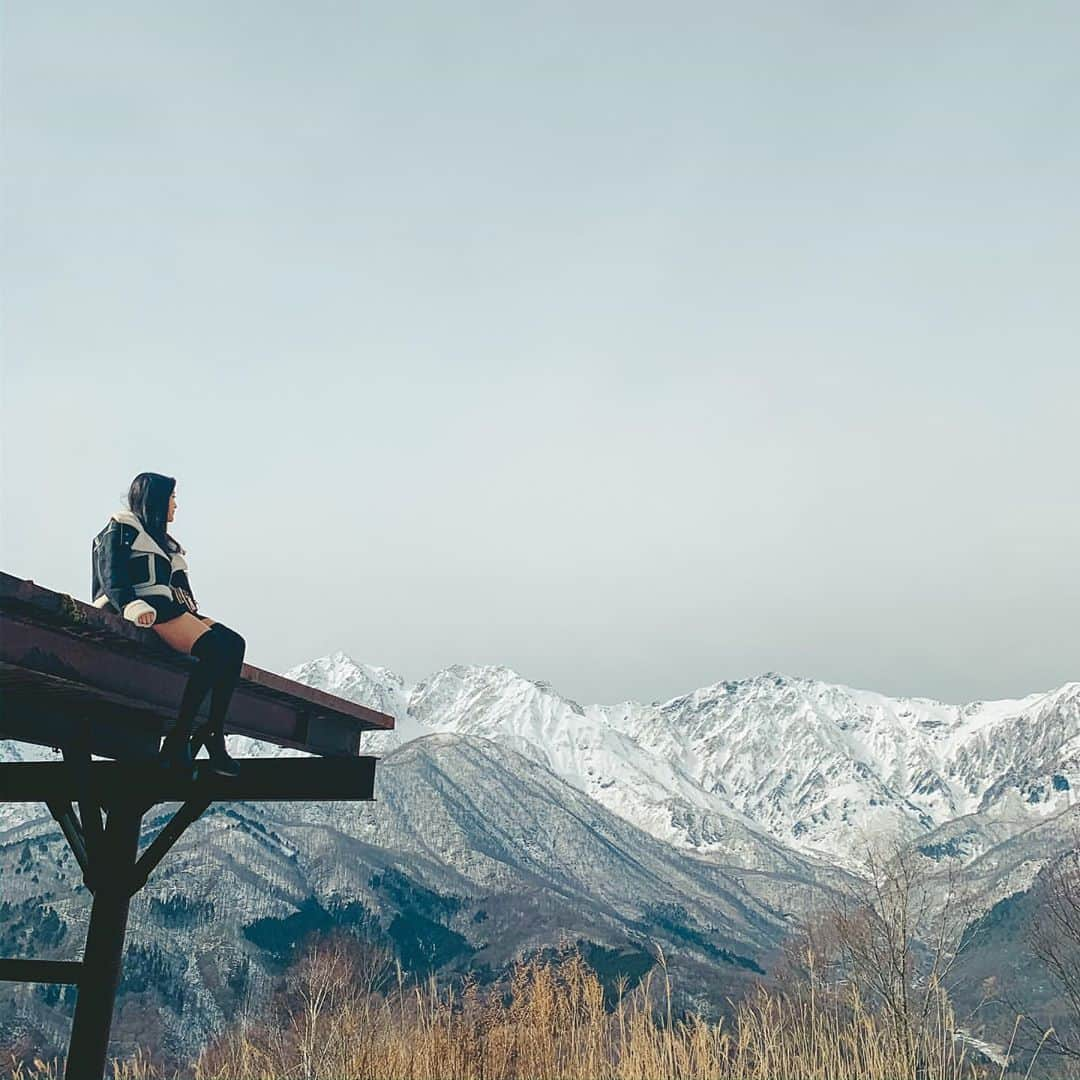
[9,935,1031,1080]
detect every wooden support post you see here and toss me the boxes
[64,801,143,1080]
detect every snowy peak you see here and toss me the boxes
[409,664,588,746]
[283,653,1077,871]
[613,672,1078,862]
[280,651,430,751]
[284,651,407,715]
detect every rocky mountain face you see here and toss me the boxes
[1,654,1076,1065]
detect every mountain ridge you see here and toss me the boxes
[281,655,1077,871]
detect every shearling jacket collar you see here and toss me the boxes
[109,509,190,571]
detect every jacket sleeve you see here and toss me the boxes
[94,522,157,626]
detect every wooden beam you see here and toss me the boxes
[0,757,378,803]
[0,959,82,984]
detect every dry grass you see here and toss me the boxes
[6,936,1043,1080]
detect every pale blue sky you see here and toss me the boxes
[2,3,1077,706]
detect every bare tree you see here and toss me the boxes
[1025,827,1080,1062]
[279,930,395,1079]
[782,835,982,1078]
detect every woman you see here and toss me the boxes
[90,472,244,778]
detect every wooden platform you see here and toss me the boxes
[0,569,395,1080]
[0,571,394,757]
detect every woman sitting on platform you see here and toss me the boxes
[90,471,244,778]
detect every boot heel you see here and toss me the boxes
[205,729,240,778]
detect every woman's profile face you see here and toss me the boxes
[168,490,177,523]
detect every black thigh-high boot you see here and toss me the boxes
[160,626,235,774]
[198,624,246,778]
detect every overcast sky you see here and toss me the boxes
[2,3,1077,707]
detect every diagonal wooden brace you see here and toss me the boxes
[45,798,92,887]
[129,795,212,896]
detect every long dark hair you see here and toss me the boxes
[126,472,179,554]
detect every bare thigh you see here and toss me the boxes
[152,611,214,655]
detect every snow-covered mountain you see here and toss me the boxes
[604,674,1079,864]
[281,654,1078,872]
[401,663,825,874]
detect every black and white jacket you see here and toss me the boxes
[90,509,199,625]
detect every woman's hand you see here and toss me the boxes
[137,611,155,626]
